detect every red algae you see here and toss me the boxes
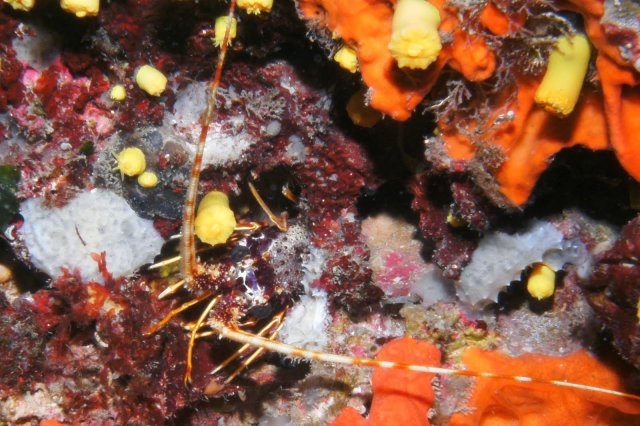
[581,215,640,369]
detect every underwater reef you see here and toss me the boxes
[1,0,640,424]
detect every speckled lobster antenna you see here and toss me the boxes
[180,0,238,281]
[213,323,640,403]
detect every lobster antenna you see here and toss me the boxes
[180,0,238,281]
[209,322,640,403]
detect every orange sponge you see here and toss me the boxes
[449,347,640,425]
[299,0,496,120]
[332,337,441,426]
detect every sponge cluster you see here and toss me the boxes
[20,189,164,282]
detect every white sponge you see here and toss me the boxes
[280,292,330,351]
[457,221,564,306]
[20,189,164,282]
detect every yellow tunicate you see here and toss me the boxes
[110,84,126,101]
[213,16,238,47]
[237,0,273,15]
[115,147,146,177]
[534,33,591,117]
[527,263,556,300]
[388,0,442,70]
[346,89,382,128]
[446,210,464,228]
[60,0,100,18]
[334,46,358,73]
[135,65,167,97]
[137,171,158,188]
[4,0,35,11]
[198,191,232,212]
[195,191,237,246]
[0,264,12,283]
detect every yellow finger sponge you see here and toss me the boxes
[388,0,442,70]
[534,33,591,117]
[195,191,237,246]
[60,0,100,18]
[135,65,168,97]
[527,263,556,300]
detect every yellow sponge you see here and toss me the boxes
[110,84,126,101]
[137,171,158,188]
[534,33,591,117]
[4,0,35,11]
[114,147,146,177]
[238,0,273,15]
[388,0,442,70]
[135,65,167,97]
[346,89,382,128]
[195,191,237,246]
[213,16,238,47]
[527,263,556,300]
[334,46,358,73]
[60,0,100,18]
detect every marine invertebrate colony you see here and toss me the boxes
[299,0,640,206]
[534,33,592,117]
[388,0,443,70]
[449,347,640,425]
[193,191,237,246]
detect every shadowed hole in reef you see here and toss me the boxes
[525,147,637,224]
[235,166,302,223]
[168,358,311,425]
[357,180,418,224]
[0,238,50,293]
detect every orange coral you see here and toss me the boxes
[479,2,525,36]
[331,337,441,426]
[440,0,640,205]
[299,0,496,120]
[596,55,640,184]
[449,347,640,425]
[39,420,80,426]
[300,0,640,206]
[441,78,610,205]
